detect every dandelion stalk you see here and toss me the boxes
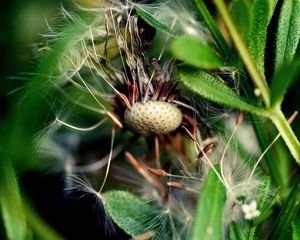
[269,108,300,163]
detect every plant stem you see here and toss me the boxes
[194,0,233,60]
[270,108,300,163]
[247,225,256,240]
[214,0,270,107]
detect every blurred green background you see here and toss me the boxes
[0,1,125,239]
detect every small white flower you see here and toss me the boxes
[241,200,261,220]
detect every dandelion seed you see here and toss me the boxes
[241,200,260,220]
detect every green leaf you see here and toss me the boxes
[271,58,300,107]
[229,222,248,240]
[191,167,226,240]
[104,190,187,239]
[136,8,177,37]
[103,190,154,237]
[248,0,278,73]
[231,0,250,38]
[0,159,27,240]
[254,177,278,224]
[274,0,300,74]
[179,68,265,114]
[269,176,300,240]
[194,0,233,59]
[292,216,300,240]
[171,36,224,69]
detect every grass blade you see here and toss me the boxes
[179,68,265,114]
[171,36,224,69]
[190,167,226,240]
[194,0,232,59]
[292,216,300,240]
[0,158,27,240]
[229,223,247,240]
[274,0,300,75]
[248,0,278,73]
[271,58,300,107]
[269,176,300,240]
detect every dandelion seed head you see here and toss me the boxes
[124,101,183,135]
[35,1,272,238]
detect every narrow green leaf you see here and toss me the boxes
[269,176,300,240]
[171,36,224,69]
[215,0,271,107]
[292,216,300,240]
[104,190,154,237]
[0,159,27,240]
[270,109,300,164]
[229,223,247,240]
[248,0,278,73]
[271,58,300,107]
[136,8,177,37]
[194,0,233,59]
[231,0,250,38]
[254,177,279,225]
[274,0,300,74]
[191,167,226,240]
[179,68,265,114]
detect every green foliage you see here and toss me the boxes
[0,159,27,240]
[231,0,250,38]
[292,216,300,240]
[229,222,248,240]
[104,190,154,237]
[194,0,232,59]
[274,0,300,75]
[179,68,264,114]
[171,36,224,69]
[269,177,300,240]
[248,0,278,73]
[191,167,226,240]
[271,58,300,107]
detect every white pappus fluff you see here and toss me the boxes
[34,1,271,240]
